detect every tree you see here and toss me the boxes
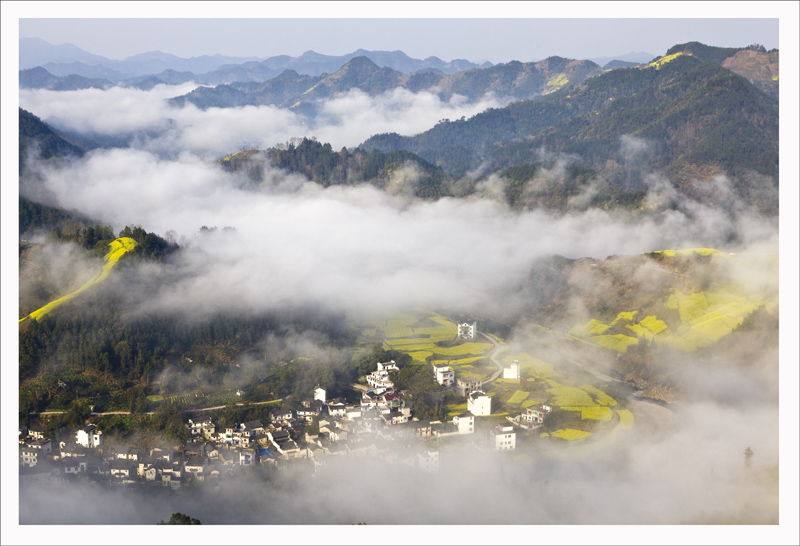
[744,446,753,468]
[158,512,201,525]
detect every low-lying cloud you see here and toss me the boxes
[13,84,787,535]
[22,143,778,319]
[19,84,507,160]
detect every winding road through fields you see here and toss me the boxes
[477,331,507,387]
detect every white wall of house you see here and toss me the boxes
[468,392,491,416]
[452,413,475,434]
[434,366,455,387]
[491,425,516,450]
[503,361,521,380]
[417,450,439,473]
[457,322,476,339]
[76,427,102,448]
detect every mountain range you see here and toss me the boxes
[19,41,779,216]
[167,55,604,113]
[19,37,493,86]
[360,42,779,182]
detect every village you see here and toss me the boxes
[19,353,553,489]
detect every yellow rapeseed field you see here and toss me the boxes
[21,238,137,323]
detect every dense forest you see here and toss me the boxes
[360,52,779,190]
[219,137,448,199]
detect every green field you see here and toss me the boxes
[544,428,593,441]
[616,409,634,427]
[563,406,614,421]
[648,52,688,69]
[568,283,766,354]
[649,247,723,258]
[546,381,596,407]
[588,334,640,353]
[360,311,496,364]
[507,390,530,405]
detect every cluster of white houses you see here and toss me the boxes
[21,359,554,485]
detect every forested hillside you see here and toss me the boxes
[360,47,778,188]
[19,108,85,169]
[219,138,448,198]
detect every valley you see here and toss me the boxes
[11,23,785,531]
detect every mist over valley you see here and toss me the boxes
[10,26,792,539]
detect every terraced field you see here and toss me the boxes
[616,409,634,428]
[647,51,689,69]
[562,406,613,421]
[541,380,620,425]
[20,237,137,323]
[507,390,531,405]
[357,311,494,367]
[649,247,723,258]
[543,428,593,441]
[566,254,772,354]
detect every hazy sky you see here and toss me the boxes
[10,4,784,64]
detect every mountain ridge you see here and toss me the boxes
[359,47,779,185]
[20,38,492,84]
[167,55,603,112]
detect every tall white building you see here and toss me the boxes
[75,424,103,448]
[468,391,491,416]
[417,450,439,473]
[314,386,327,403]
[457,322,477,340]
[452,412,475,434]
[503,360,521,380]
[433,364,455,387]
[490,424,516,450]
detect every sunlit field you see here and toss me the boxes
[20,237,137,323]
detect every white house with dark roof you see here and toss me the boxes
[452,412,475,434]
[241,420,265,437]
[110,459,137,478]
[490,424,516,450]
[328,402,347,418]
[457,322,477,340]
[433,364,455,387]
[468,391,491,416]
[76,424,103,448]
[523,405,551,425]
[297,402,321,422]
[417,450,439,473]
[366,361,399,393]
[272,409,295,424]
[20,446,42,467]
[187,417,215,439]
[28,424,46,440]
[184,456,207,477]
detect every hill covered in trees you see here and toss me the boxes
[218,138,448,199]
[359,44,779,189]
